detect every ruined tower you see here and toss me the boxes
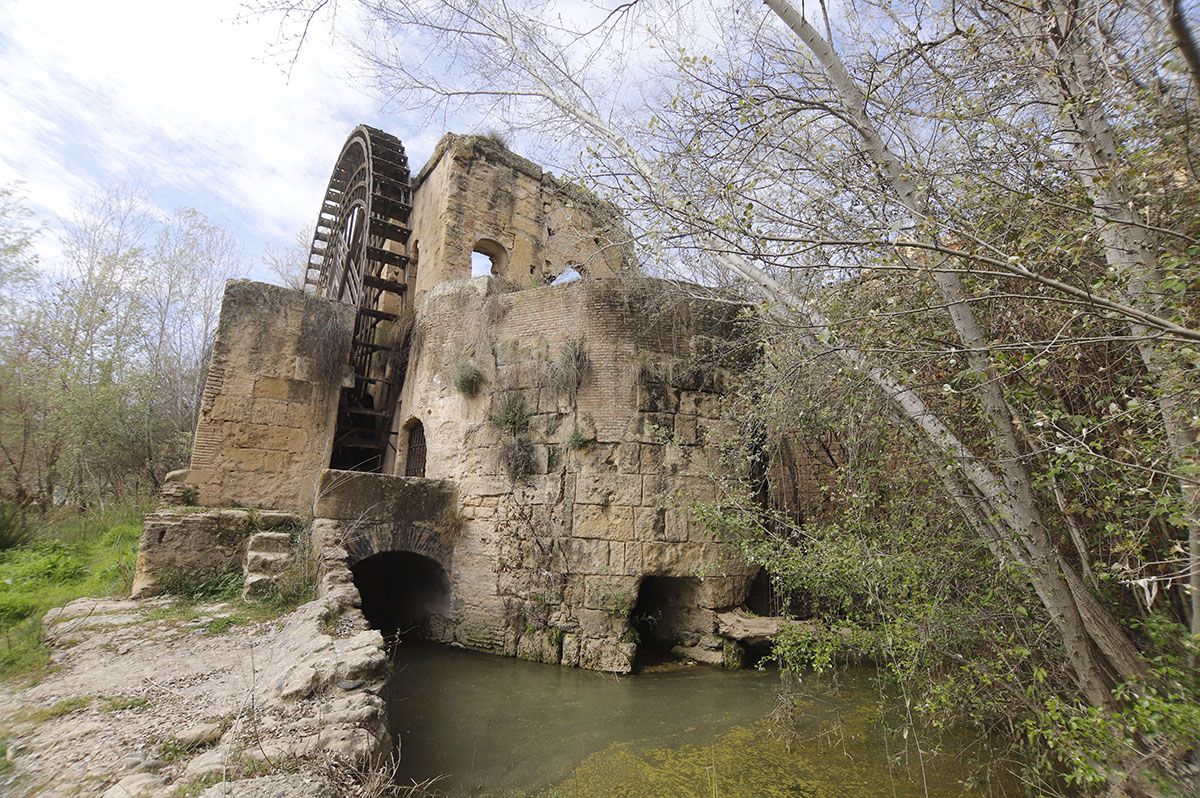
[135,127,761,673]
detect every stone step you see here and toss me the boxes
[242,573,277,600]
[245,550,291,575]
[255,511,304,530]
[247,532,292,554]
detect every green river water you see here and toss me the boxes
[383,642,1019,797]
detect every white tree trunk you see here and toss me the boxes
[1026,0,1200,650]
[761,0,1142,703]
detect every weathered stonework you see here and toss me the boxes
[131,508,303,598]
[409,134,629,291]
[313,470,460,575]
[374,276,754,672]
[133,129,766,674]
[184,280,354,512]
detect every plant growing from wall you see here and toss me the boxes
[491,393,530,436]
[491,392,535,480]
[452,360,484,397]
[307,302,356,396]
[566,428,595,451]
[594,581,635,618]
[547,338,589,401]
[499,436,534,481]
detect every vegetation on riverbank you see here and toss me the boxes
[701,323,1200,794]
[0,499,150,680]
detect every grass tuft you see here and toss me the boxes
[491,394,531,435]
[10,696,93,725]
[452,360,485,397]
[100,695,149,713]
[499,436,535,481]
[157,568,243,602]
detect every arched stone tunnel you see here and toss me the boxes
[351,551,450,639]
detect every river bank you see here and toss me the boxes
[0,591,389,797]
[1,593,1021,797]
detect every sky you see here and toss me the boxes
[0,0,456,280]
[0,0,765,283]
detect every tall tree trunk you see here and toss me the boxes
[1027,0,1200,650]
[761,0,1145,704]
[1164,0,1200,105]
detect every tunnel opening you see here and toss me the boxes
[744,640,776,669]
[631,576,706,669]
[351,551,450,640]
[745,567,776,616]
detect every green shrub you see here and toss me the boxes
[567,428,596,451]
[492,393,531,435]
[453,360,485,397]
[0,595,37,627]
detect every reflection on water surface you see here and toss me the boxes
[384,641,1015,797]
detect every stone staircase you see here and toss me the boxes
[242,531,294,599]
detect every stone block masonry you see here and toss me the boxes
[131,129,773,676]
[386,275,757,672]
[184,280,355,513]
[131,508,303,598]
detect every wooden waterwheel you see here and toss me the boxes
[307,125,414,472]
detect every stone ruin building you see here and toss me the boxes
[133,126,784,674]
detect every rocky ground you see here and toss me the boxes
[0,553,392,797]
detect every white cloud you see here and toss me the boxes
[0,0,773,278]
[0,0,441,277]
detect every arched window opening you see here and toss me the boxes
[551,267,581,286]
[471,251,494,277]
[351,551,449,639]
[405,420,427,478]
[472,238,509,279]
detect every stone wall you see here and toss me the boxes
[408,134,629,291]
[131,508,302,598]
[312,470,460,572]
[186,280,354,512]
[376,276,755,672]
